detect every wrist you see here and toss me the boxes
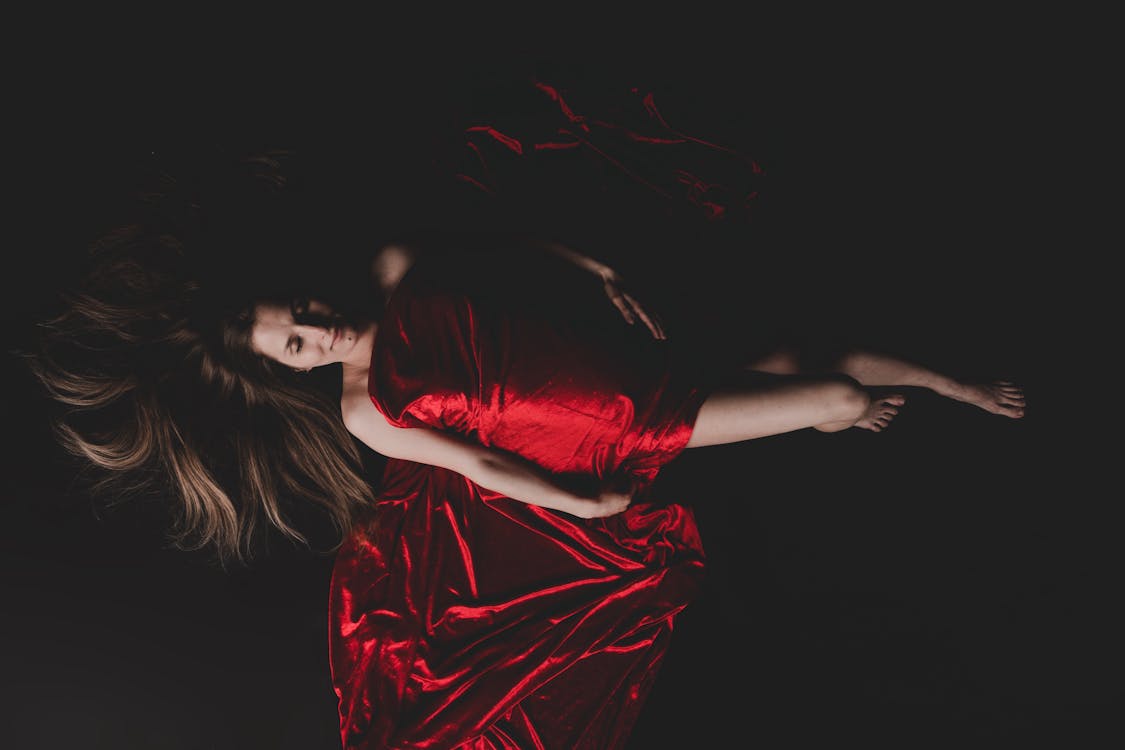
[593,264,618,282]
[550,489,598,518]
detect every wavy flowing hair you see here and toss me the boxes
[27,222,375,564]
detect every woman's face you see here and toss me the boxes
[250,297,364,371]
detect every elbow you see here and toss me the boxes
[473,452,510,480]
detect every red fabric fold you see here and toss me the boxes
[329,461,705,749]
[453,80,764,224]
[369,266,708,492]
[330,256,709,748]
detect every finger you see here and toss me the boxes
[606,282,636,324]
[623,293,666,340]
[633,304,661,339]
[623,293,664,339]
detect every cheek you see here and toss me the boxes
[250,339,277,365]
[298,348,326,368]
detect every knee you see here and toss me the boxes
[825,375,869,422]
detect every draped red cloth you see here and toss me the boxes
[450,79,765,226]
[328,258,710,748]
[329,461,705,750]
[369,262,708,491]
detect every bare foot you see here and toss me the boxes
[952,381,1026,418]
[854,394,906,432]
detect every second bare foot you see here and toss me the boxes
[953,381,1026,418]
[855,394,906,432]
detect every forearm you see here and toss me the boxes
[347,404,609,518]
[531,238,613,278]
[465,449,597,517]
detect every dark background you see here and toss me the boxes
[2,23,1112,749]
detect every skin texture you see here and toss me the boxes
[745,349,1025,422]
[251,299,375,371]
[251,243,1025,518]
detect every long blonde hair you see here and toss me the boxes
[28,223,375,564]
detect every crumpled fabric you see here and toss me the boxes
[329,459,705,749]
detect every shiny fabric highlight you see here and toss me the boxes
[329,261,710,748]
[369,265,707,492]
[329,461,704,749]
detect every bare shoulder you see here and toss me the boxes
[336,399,481,476]
[340,382,380,425]
[339,394,401,464]
[335,367,482,471]
[371,243,418,296]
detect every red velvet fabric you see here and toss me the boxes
[369,266,708,490]
[329,461,704,749]
[329,263,709,748]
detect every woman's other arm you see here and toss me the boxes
[530,239,666,339]
[368,238,666,339]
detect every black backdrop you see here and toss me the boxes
[3,28,1112,749]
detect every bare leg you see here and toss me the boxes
[747,348,1026,419]
[685,375,871,448]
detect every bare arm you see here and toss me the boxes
[341,397,629,518]
[530,239,666,339]
[368,239,666,339]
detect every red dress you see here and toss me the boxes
[329,258,709,749]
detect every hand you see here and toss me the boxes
[599,269,667,340]
[535,239,667,340]
[581,489,633,518]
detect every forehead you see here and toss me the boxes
[249,302,294,356]
[253,301,291,324]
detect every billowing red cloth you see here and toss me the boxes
[329,461,704,749]
[329,261,709,748]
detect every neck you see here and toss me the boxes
[341,320,377,373]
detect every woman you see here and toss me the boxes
[28,224,1025,749]
[27,220,1033,565]
[267,240,1028,747]
[248,237,1024,519]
